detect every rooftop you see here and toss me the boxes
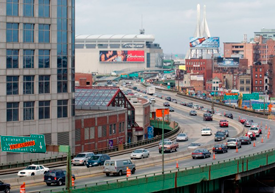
[75,34,155,41]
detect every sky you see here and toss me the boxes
[75,0,275,54]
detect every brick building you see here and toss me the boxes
[75,73,93,86]
[268,57,275,97]
[252,63,266,93]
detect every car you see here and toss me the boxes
[189,110,197,116]
[158,138,170,145]
[128,92,134,96]
[220,120,229,127]
[207,109,215,114]
[199,105,204,109]
[193,104,200,110]
[239,117,247,124]
[103,159,136,176]
[158,140,179,153]
[44,170,75,186]
[246,132,257,140]
[168,107,175,112]
[0,180,10,193]
[163,102,170,107]
[251,123,262,134]
[149,98,156,104]
[201,108,208,112]
[187,102,193,108]
[172,99,177,103]
[17,164,49,177]
[176,133,188,141]
[203,113,213,121]
[201,127,212,136]
[224,129,230,137]
[165,96,171,101]
[86,154,111,167]
[130,149,150,159]
[188,143,201,149]
[180,102,187,106]
[132,86,137,90]
[224,113,233,119]
[248,127,260,137]
[215,112,222,116]
[212,144,228,153]
[239,136,252,145]
[192,149,211,159]
[214,132,226,141]
[244,120,253,127]
[72,152,94,166]
[226,138,241,149]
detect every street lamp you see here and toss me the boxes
[161,109,164,174]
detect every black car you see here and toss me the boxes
[0,180,10,193]
[165,96,171,101]
[180,102,187,106]
[132,86,137,90]
[168,107,175,112]
[239,136,252,145]
[192,149,211,159]
[86,154,110,167]
[163,102,170,107]
[214,133,226,141]
[212,144,228,153]
[224,113,233,119]
[189,110,197,116]
[44,170,75,186]
[207,109,215,114]
[224,129,229,137]
[187,102,193,108]
[172,99,177,103]
[203,113,213,121]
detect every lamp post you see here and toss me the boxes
[162,109,165,174]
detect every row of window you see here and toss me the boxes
[7,49,50,69]
[240,79,251,84]
[255,80,263,85]
[7,23,50,43]
[186,62,206,65]
[7,0,50,18]
[254,87,263,91]
[7,75,50,95]
[187,67,205,71]
[7,100,68,122]
[240,87,250,92]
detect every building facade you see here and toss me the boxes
[252,63,265,93]
[0,0,75,163]
[237,74,251,94]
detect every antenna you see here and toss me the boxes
[140,14,145,34]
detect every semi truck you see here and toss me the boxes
[146,87,155,95]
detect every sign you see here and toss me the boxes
[0,134,46,153]
[175,69,184,80]
[156,109,169,118]
[225,93,238,96]
[108,140,113,149]
[243,93,259,100]
[252,103,268,110]
[147,126,154,139]
[122,43,144,48]
[59,145,70,153]
[99,50,144,62]
[224,95,238,100]
[179,65,186,70]
[217,57,239,67]
[189,37,220,48]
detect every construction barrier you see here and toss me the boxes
[126,167,131,177]
[20,182,26,193]
[72,177,75,187]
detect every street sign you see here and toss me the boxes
[108,140,113,149]
[0,134,46,153]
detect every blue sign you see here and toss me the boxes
[108,140,113,149]
[189,37,220,48]
[147,126,154,139]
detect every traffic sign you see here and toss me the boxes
[0,134,46,153]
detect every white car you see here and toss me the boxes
[188,143,201,149]
[215,112,222,116]
[130,149,150,159]
[201,127,212,136]
[176,133,188,141]
[18,164,49,177]
[248,127,260,137]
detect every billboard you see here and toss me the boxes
[179,65,186,70]
[189,37,220,48]
[217,57,239,67]
[175,69,184,80]
[99,50,144,62]
[122,43,144,48]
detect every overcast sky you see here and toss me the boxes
[75,0,275,54]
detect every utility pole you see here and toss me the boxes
[162,109,165,174]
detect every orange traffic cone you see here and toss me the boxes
[20,182,26,193]
[126,167,131,177]
[253,141,256,147]
[176,160,179,169]
[268,127,271,132]
[72,177,75,187]
[266,124,268,129]
[236,146,238,153]
[213,152,216,160]
[261,137,264,143]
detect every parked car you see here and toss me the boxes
[189,110,197,116]
[192,149,211,159]
[18,164,49,177]
[188,143,201,149]
[163,102,170,107]
[244,120,253,127]
[44,170,75,186]
[201,127,212,136]
[176,133,188,141]
[172,99,177,103]
[130,149,150,159]
[86,154,110,167]
[239,117,247,124]
[103,159,136,176]
[212,144,228,153]
[0,180,10,193]
[203,113,213,121]
[214,132,226,141]
[158,140,179,153]
[224,113,233,119]
[165,96,171,101]
[220,120,229,127]
[239,136,252,145]
[168,107,175,112]
[72,152,94,166]
[226,138,241,149]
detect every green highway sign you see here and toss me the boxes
[0,134,46,153]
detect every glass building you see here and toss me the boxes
[0,0,75,163]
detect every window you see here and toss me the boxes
[57,100,68,118]
[39,24,50,43]
[85,128,89,140]
[260,68,262,72]
[39,75,50,94]
[260,74,262,78]
[23,76,34,94]
[102,125,107,137]
[39,101,50,119]
[39,50,50,68]
[7,102,19,121]
[23,24,34,42]
[240,79,244,84]
[6,23,19,42]
[246,87,250,91]
[90,127,95,139]
[255,87,258,91]
[122,122,124,132]
[260,80,262,84]
[255,80,258,85]
[39,0,50,17]
[109,125,112,135]
[7,0,19,16]
[23,50,34,68]
[240,87,244,91]
[7,76,19,95]
[113,124,116,134]
[260,87,262,91]
[7,50,19,68]
[98,126,102,138]
[23,101,34,120]
[246,80,250,84]
[255,74,258,78]
[23,0,34,17]
[119,123,122,133]
[255,68,257,72]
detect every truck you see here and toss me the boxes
[159,140,179,153]
[146,86,155,95]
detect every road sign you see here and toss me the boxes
[0,134,46,153]
[108,140,113,149]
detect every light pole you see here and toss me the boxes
[162,109,165,174]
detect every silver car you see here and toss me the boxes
[130,149,150,159]
[226,138,241,149]
[176,133,188,141]
[103,159,136,176]
[72,152,94,166]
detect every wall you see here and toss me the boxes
[75,73,93,86]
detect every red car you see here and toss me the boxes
[220,120,229,127]
[239,117,247,124]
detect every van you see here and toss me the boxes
[72,152,94,166]
[103,159,136,176]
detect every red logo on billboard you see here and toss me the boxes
[126,51,144,62]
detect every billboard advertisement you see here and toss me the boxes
[189,37,220,48]
[217,57,239,67]
[175,69,184,80]
[99,50,144,62]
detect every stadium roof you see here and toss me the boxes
[75,34,155,41]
